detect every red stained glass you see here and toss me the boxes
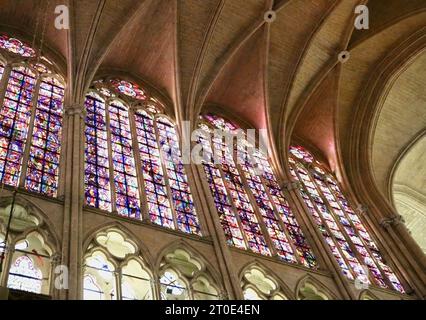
[84,93,112,211]
[289,145,405,293]
[109,101,141,219]
[0,34,35,57]
[25,77,64,197]
[0,66,36,187]
[110,79,146,101]
[156,116,201,235]
[134,110,174,228]
[0,62,4,81]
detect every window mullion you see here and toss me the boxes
[116,266,122,301]
[211,158,252,251]
[0,64,11,108]
[291,161,357,279]
[245,151,304,264]
[128,108,150,223]
[105,100,118,213]
[18,75,41,188]
[324,177,394,289]
[1,237,16,288]
[152,116,179,230]
[235,160,278,258]
[305,164,367,279]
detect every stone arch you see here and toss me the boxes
[0,195,61,253]
[82,223,156,300]
[359,289,379,300]
[0,27,67,74]
[83,222,154,269]
[295,275,336,300]
[239,261,294,300]
[90,72,174,117]
[156,239,224,299]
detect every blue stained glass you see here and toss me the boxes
[156,117,201,235]
[0,66,35,187]
[84,93,112,211]
[134,110,174,228]
[25,77,64,197]
[198,122,270,256]
[200,114,320,268]
[289,146,405,293]
[109,101,141,219]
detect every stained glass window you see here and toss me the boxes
[7,256,43,293]
[110,79,146,101]
[289,145,405,293]
[84,92,112,211]
[84,79,201,235]
[0,35,65,197]
[199,114,317,268]
[0,34,35,57]
[156,116,200,234]
[0,66,36,186]
[25,77,64,196]
[84,229,154,300]
[134,110,173,228]
[109,100,141,219]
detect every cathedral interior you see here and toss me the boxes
[0,0,424,301]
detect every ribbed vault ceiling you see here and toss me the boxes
[0,0,425,247]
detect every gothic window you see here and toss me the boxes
[159,248,221,300]
[0,34,65,197]
[0,204,54,296]
[0,34,35,57]
[241,266,288,300]
[83,229,154,300]
[289,145,405,293]
[8,254,43,294]
[83,79,200,235]
[197,114,317,268]
[6,232,53,295]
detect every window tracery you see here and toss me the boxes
[84,79,200,235]
[197,114,317,268]
[289,145,405,293]
[0,34,64,197]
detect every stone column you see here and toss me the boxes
[60,104,85,300]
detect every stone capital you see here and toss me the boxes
[380,214,405,229]
[65,104,86,118]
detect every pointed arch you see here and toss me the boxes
[83,222,154,268]
[83,77,202,235]
[0,34,66,197]
[0,195,61,252]
[239,261,294,300]
[295,275,336,300]
[288,145,406,293]
[156,239,224,300]
[359,289,380,300]
[196,111,318,268]
[0,197,59,296]
[82,223,155,300]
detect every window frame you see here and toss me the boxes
[0,42,66,199]
[83,79,202,236]
[288,145,406,293]
[195,113,318,269]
